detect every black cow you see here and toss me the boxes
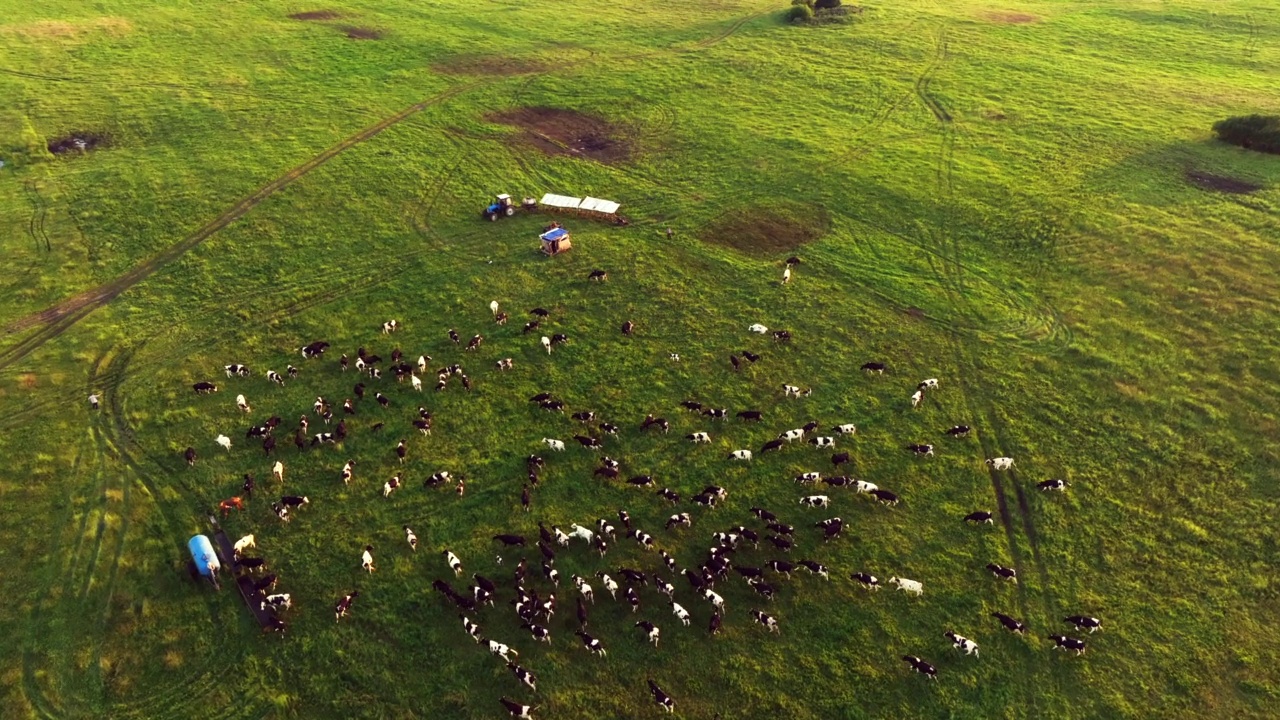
[963,511,994,524]
[945,425,971,437]
[493,534,526,546]
[992,612,1027,634]
[1049,634,1087,655]
[737,410,763,422]
[192,382,218,394]
[300,341,329,359]
[860,362,886,373]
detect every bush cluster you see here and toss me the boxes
[1212,115,1280,154]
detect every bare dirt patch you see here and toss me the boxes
[698,204,831,257]
[288,10,342,21]
[1185,170,1261,194]
[487,107,632,165]
[983,11,1040,24]
[18,373,36,389]
[48,132,107,155]
[341,26,382,40]
[433,55,546,77]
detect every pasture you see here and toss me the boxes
[2,0,1280,718]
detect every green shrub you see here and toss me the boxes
[1212,114,1280,154]
[787,4,814,22]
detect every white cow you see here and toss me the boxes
[272,461,284,483]
[541,336,552,355]
[687,432,711,444]
[703,589,725,612]
[782,384,803,398]
[381,319,398,334]
[781,267,791,285]
[918,378,939,390]
[361,545,376,573]
[729,450,752,461]
[233,534,255,556]
[749,324,769,334]
[444,550,462,576]
[236,394,251,413]
[671,602,691,626]
[597,572,619,599]
[853,480,879,494]
[569,524,595,543]
[889,576,923,596]
[986,457,1015,471]
[215,434,232,451]
[833,424,857,435]
[410,374,422,392]
[490,300,500,316]
[417,355,429,372]
[542,438,566,452]
[910,390,923,409]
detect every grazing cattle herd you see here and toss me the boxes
[181,275,1096,716]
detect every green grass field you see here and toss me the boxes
[2,0,1280,717]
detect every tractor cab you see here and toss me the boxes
[483,193,516,221]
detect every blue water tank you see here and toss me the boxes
[187,534,220,577]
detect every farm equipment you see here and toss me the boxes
[539,223,572,255]
[187,534,221,590]
[483,193,516,221]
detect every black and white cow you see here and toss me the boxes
[499,698,535,719]
[945,630,979,657]
[809,436,835,448]
[334,590,359,621]
[224,364,251,377]
[192,381,218,394]
[1064,615,1103,633]
[902,655,937,679]
[647,679,675,713]
[986,563,1018,583]
[907,443,934,457]
[945,425,971,438]
[861,362,886,374]
[851,572,880,591]
[963,511,994,524]
[575,631,607,656]
[507,662,538,691]
[1037,479,1070,492]
[1048,634,1087,655]
[798,559,828,580]
[751,609,779,632]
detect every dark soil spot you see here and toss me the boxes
[984,11,1039,23]
[487,107,632,165]
[903,307,927,319]
[1185,170,1261,194]
[289,10,342,21]
[48,132,107,155]
[341,26,382,40]
[699,204,831,257]
[984,110,1007,121]
[434,55,546,77]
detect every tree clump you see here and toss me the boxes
[1212,115,1280,155]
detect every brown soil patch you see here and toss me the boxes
[288,10,342,21]
[904,307,927,319]
[18,373,36,389]
[1185,170,1261,194]
[48,132,107,155]
[699,204,831,257]
[983,11,1040,24]
[487,107,632,165]
[341,26,382,40]
[433,55,546,77]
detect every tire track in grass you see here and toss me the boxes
[0,81,489,369]
[20,353,116,718]
[905,21,1057,708]
[22,180,52,253]
[92,345,264,720]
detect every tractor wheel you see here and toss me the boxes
[504,206,515,216]
[488,213,498,222]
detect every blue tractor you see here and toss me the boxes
[482,194,516,221]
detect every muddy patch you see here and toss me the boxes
[341,26,382,40]
[983,11,1040,23]
[433,55,546,77]
[698,204,831,257]
[48,132,107,155]
[18,373,36,389]
[288,10,342,21]
[1185,170,1261,194]
[487,107,632,164]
